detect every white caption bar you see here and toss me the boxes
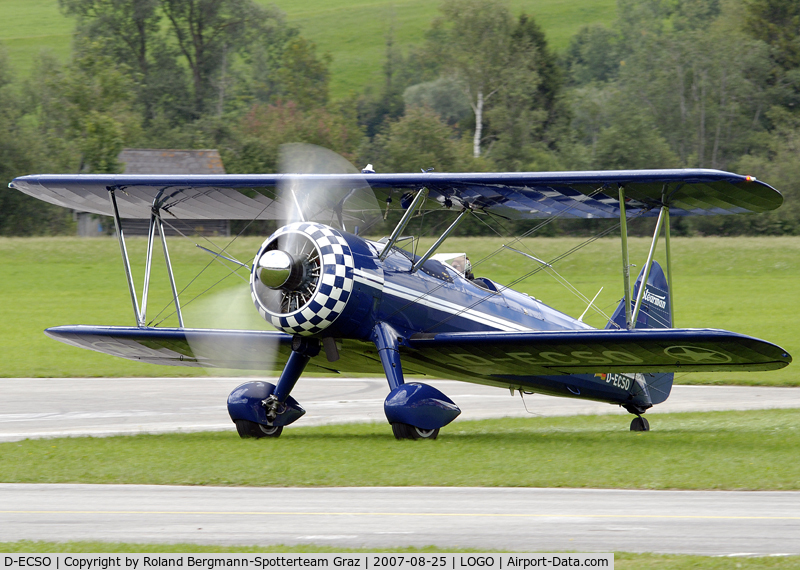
[2,554,613,570]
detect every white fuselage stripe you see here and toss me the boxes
[382,281,530,332]
[353,268,384,288]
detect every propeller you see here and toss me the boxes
[251,144,383,332]
[277,143,383,231]
[182,144,383,373]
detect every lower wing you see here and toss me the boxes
[45,325,790,376]
[405,329,791,375]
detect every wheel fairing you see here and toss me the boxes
[384,382,461,430]
[227,381,305,427]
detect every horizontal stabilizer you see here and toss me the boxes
[407,328,791,375]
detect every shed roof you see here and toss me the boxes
[118,149,226,174]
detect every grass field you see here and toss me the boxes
[0,545,797,570]
[1,235,797,384]
[0,0,616,97]
[2,410,798,489]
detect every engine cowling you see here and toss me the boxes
[251,222,356,336]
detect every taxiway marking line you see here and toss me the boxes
[2,510,798,520]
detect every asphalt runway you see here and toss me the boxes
[1,484,798,555]
[2,379,798,554]
[1,377,798,441]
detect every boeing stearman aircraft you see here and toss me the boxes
[10,146,791,439]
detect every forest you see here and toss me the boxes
[0,0,798,237]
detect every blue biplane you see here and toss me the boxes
[10,151,792,439]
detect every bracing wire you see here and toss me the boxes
[381,187,621,325]
[423,206,656,333]
[148,202,273,327]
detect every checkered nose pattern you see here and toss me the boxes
[250,222,355,336]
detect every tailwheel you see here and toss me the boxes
[235,419,283,439]
[391,423,440,440]
[630,416,650,432]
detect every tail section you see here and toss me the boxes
[606,260,671,330]
[606,261,673,405]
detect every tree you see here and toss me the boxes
[744,0,800,71]
[418,3,561,165]
[224,101,363,174]
[59,0,184,123]
[0,48,74,235]
[62,0,329,122]
[275,37,331,110]
[371,106,463,172]
[24,44,141,174]
[357,26,421,139]
[403,77,471,125]
[594,115,680,170]
[743,0,800,112]
[425,0,517,158]
[513,14,562,118]
[725,106,800,235]
[562,25,621,86]
[606,1,772,169]
[488,13,568,170]
[160,0,288,117]
[60,0,161,79]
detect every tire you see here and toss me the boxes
[630,416,650,432]
[235,419,283,439]
[391,423,440,440]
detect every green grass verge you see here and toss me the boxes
[1,235,797,385]
[0,544,798,570]
[0,0,616,98]
[2,410,798,490]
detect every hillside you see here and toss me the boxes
[0,0,616,98]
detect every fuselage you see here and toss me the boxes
[250,222,650,409]
[365,237,592,339]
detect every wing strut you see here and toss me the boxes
[379,187,428,261]
[664,206,675,326]
[109,187,143,326]
[107,187,184,328]
[411,208,470,273]
[632,206,667,326]
[618,186,633,329]
[159,215,184,327]
[621,183,675,330]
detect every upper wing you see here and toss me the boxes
[10,169,782,220]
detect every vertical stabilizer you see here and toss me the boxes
[607,261,671,330]
[606,261,673,404]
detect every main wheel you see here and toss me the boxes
[391,423,440,440]
[235,419,283,439]
[630,416,650,432]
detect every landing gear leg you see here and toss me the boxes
[262,337,319,427]
[373,322,460,440]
